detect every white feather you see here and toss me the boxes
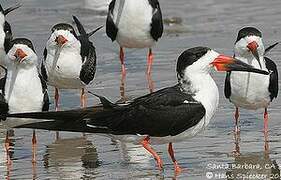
[5,44,44,113]
[230,36,271,110]
[113,0,155,48]
[45,30,84,89]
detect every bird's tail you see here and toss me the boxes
[72,15,103,38]
[265,42,280,55]
[4,94,125,134]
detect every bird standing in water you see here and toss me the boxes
[1,38,49,163]
[224,27,278,143]
[6,47,268,173]
[43,16,102,111]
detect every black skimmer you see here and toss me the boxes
[106,0,163,76]
[224,27,279,136]
[43,16,102,110]
[6,47,269,173]
[1,38,49,162]
[0,3,21,66]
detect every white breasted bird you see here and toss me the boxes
[224,27,279,134]
[42,16,102,110]
[106,0,163,75]
[6,47,269,173]
[1,38,49,162]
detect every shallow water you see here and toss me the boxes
[0,0,281,179]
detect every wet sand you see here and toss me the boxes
[0,0,281,179]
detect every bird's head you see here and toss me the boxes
[7,38,38,67]
[234,27,264,68]
[48,23,78,49]
[176,47,268,81]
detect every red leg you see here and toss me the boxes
[4,131,12,165]
[120,47,126,76]
[146,48,153,75]
[264,108,269,152]
[120,72,127,102]
[32,129,37,163]
[141,136,163,170]
[54,87,59,111]
[146,72,155,93]
[168,143,182,174]
[80,88,87,108]
[264,108,268,133]
[234,107,240,133]
[55,87,60,139]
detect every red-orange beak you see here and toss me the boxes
[247,41,262,68]
[211,54,268,75]
[14,48,27,63]
[55,35,68,46]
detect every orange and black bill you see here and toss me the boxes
[211,55,269,75]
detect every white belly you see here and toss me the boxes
[5,67,44,113]
[230,71,271,110]
[114,0,155,48]
[46,49,84,89]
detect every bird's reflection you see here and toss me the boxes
[233,130,241,156]
[1,129,14,180]
[226,151,280,180]
[119,73,127,103]
[43,136,99,179]
[119,72,155,102]
[227,129,279,179]
[264,130,270,154]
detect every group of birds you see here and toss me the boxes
[0,0,279,175]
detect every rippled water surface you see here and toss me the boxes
[0,0,281,179]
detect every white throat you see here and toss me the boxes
[180,50,220,127]
[234,36,266,70]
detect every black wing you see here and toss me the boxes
[224,71,231,99]
[0,66,7,94]
[106,0,118,41]
[7,106,108,133]
[79,44,96,85]
[72,16,97,85]
[7,85,206,137]
[148,0,163,41]
[40,58,48,82]
[0,92,8,119]
[4,21,12,53]
[88,84,206,137]
[39,75,49,112]
[265,57,278,101]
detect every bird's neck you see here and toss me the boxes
[179,71,219,126]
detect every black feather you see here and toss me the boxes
[106,0,118,41]
[148,0,163,41]
[224,72,231,98]
[265,57,279,101]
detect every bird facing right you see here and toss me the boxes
[224,27,279,134]
[6,47,269,173]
